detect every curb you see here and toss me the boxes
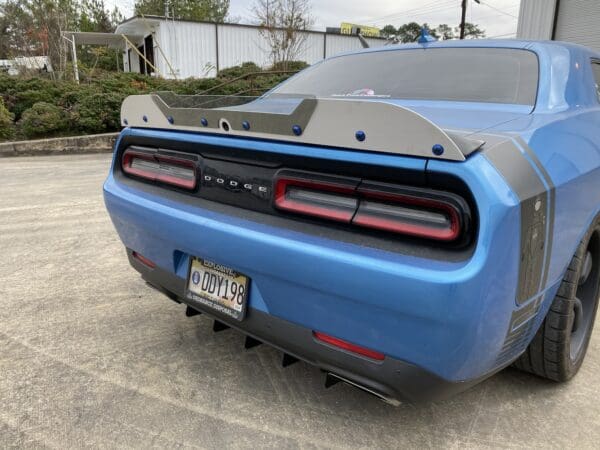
[0,133,119,157]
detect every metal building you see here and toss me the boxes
[113,16,386,79]
[517,0,600,51]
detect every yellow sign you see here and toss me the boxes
[340,22,381,38]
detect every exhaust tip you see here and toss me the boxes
[325,373,401,406]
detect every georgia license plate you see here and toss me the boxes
[186,257,249,321]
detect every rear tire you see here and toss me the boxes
[513,220,600,381]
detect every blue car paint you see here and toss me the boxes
[105,132,523,381]
[104,40,600,384]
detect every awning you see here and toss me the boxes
[63,32,144,48]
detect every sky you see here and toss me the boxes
[108,0,521,39]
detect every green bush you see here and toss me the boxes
[270,61,309,72]
[0,62,304,141]
[7,78,73,120]
[0,98,15,141]
[217,62,262,79]
[18,102,69,138]
[72,91,122,134]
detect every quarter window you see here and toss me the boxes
[592,62,600,102]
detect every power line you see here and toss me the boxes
[351,0,450,23]
[488,32,517,38]
[475,1,519,19]
[369,5,459,26]
[351,0,456,25]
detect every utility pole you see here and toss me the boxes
[266,0,270,28]
[459,0,480,39]
[459,0,467,39]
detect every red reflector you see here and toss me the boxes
[274,177,357,222]
[132,251,156,268]
[313,331,385,361]
[122,150,197,190]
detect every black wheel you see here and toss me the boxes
[513,220,600,381]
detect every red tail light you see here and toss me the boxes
[353,186,462,241]
[122,149,197,190]
[313,331,385,361]
[274,173,470,243]
[274,176,358,222]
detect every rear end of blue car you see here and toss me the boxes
[103,126,526,404]
[103,41,600,404]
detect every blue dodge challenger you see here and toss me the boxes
[104,39,600,404]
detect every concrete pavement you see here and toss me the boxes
[1,154,599,449]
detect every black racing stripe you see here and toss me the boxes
[514,136,556,289]
[510,294,543,331]
[495,295,543,366]
[514,137,554,189]
[484,140,547,200]
[484,139,548,304]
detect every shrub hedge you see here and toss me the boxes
[19,102,68,139]
[0,62,304,142]
[0,98,15,140]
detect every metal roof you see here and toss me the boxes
[115,15,387,39]
[63,32,144,47]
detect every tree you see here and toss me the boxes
[134,0,230,22]
[435,24,454,40]
[389,21,485,43]
[396,22,438,43]
[460,22,485,39]
[380,24,396,38]
[79,0,122,33]
[77,0,123,71]
[252,0,313,70]
[25,0,80,74]
[0,0,126,74]
[0,0,35,59]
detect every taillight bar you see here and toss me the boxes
[313,331,385,361]
[353,186,463,241]
[274,172,470,243]
[122,149,198,190]
[274,175,359,223]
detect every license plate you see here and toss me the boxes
[186,257,249,321]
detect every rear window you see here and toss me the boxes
[273,48,539,106]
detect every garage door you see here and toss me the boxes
[554,0,600,51]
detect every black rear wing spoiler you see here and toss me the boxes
[120,93,484,161]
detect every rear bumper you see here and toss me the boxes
[103,128,559,401]
[132,252,487,404]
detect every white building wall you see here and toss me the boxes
[517,0,558,40]
[158,20,218,78]
[217,24,271,69]
[325,34,366,58]
[554,0,600,51]
[120,18,388,79]
[127,48,140,73]
[324,34,386,58]
[295,32,326,64]
[364,37,387,50]
[217,26,326,69]
[518,0,600,52]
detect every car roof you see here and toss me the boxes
[342,38,600,59]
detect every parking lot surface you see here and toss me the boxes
[1,154,599,449]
